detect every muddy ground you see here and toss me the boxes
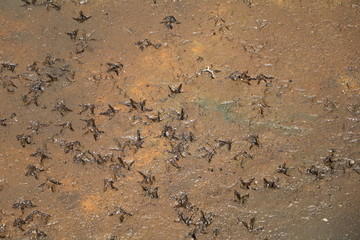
[0,0,360,239]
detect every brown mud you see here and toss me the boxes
[0,0,359,239]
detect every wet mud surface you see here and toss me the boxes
[0,0,360,239]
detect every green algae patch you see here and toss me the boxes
[195,98,238,122]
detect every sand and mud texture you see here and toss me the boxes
[0,0,360,239]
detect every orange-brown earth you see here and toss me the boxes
[0,0,359,239]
